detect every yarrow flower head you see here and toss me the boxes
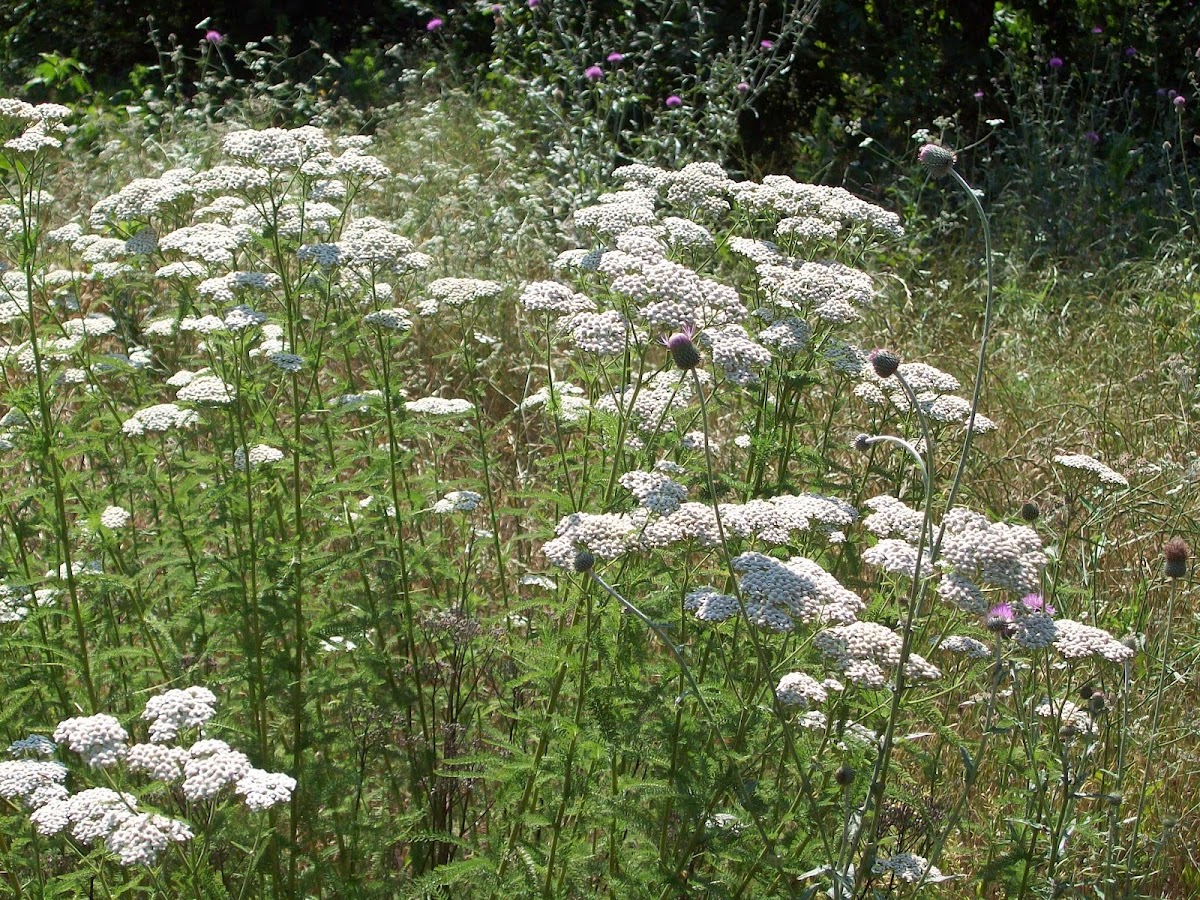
[142,686,218,743]
[53,715,129,768]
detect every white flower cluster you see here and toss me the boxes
[405,397,473,416]
[701,324,773,385]
[732,552,864,632]
[683,586,741,622]
[8,735,56,757]
[1053,453,1129,488]
[0,759,69,807]
[183,739,252,800]
[99,505,131,529]
[596,370,697,431]
[1050,619,1134,662]
[224,304,268,331]
[235,768,298,811]
[618,469,688,515]
[53,715,129,768]
[775,672,842,707]
[90,168,194,226]
[125,743,189,782]
[176,375,235,405]
[862,538,934,579]
[862,495,925,543]
[106,813,194,866]
[935,635,992,658]
[159,222,254,265]
[872,852,945,884]
[519,383,591,423]
[433,490,483,514]
[1034,697,1095,736]
[332,219,425,271]
[758,316,812,355]
[420,277,503,314]
[814,621,941,687]
[542,511,645,569]
[757,260,875,324]
[143,686,218,742]
[939,508,1046,594]
[567,310,629,355]
[233,444,285,471]
[856,360,995,433]
[574,189,659,234]
[776,215,840,242]
[727,174,902,237]
[520,280,596,316]
[31,787,193,867]
[363,308,412,331]
[197,270,281,303]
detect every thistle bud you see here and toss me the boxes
[868,348,900,378]
[852,433,872,453]
[918,143,957,177]
[573,550,595,573]
[1164,537,1189,579]
[666,330,701,371]
[1019,501,1040,523]
[834,765,855,786]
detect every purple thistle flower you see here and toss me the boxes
[606,52,625,63]
[1048,56,1064,69]
[1125,47,1137,58]
[1092,25,1103,34]
[584,65,603,81]
[973,89,984,100]
[988,603,1015,622]
[1021,593,1056,616]
[426,18,444,32]
[661,327,701,370]
[986,602,1016,635]
[1085,130,1100,144]
[665,94,683,108]
[1175,95,1187,109]
[736,81,750,93]
[204,30,224,44]
[760,39,774,49]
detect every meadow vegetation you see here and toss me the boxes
[0,3,1196,897]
